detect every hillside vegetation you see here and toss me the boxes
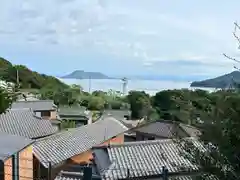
[190,71,240,88]
[0,57,68,89]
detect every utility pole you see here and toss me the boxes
[16,68,19,87]
[88,76,91,93]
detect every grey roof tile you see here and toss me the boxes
[33,117,128,168]
[0,131,33,161]
[102,110,131,120]
[134,121,190,138]
[54,171,101,180]
[58,106,86,116]
[0,109,57,139]
[179,124,201,137]
[11,100,56,111]
[93,139,199,180]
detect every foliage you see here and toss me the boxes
[178,91,240,179]
[0,57,68,89]
[60,120,76,129]
[87,96,105,111]
[127,91,152,119]
[0,87,14,114]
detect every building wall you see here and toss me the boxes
[70,134,124,164]
[101,134,124,145]
[19,146,33,180]
[50,110,57,120]
[4,157,12,180]
[36,110,57,120]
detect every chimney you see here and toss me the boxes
[83,166,92,180]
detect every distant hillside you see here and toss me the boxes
[0,57,68,89]
[61,70,112,79]
[190,71,240,88]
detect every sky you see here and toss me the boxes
[0,0,240,79]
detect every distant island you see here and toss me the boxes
[190,71,240,88]
[61,70,113,79]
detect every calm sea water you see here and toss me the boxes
[59,78,215,95]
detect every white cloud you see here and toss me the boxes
[0,0,240,76]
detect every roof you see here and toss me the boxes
[55,171,101,180]
[11,100,56,111]
[0,109,57,139]
[134,121,189,138]
[33,117,128,168]
[120,119,144,129]
[93,138,201,180]
[58,106,87,116]
[0,132,33,161]
[179,124,201,137]
[102,110,131,120]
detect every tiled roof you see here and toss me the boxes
[58,106,87,116]
[179,124,201,137]
[55,171,101,180]
[0,109,57,139]
[33,117,128,168]
[11,100,56,111]
[93,139,200,180]
[134,121,189,138]
[0,131,33,161]
[102,110,131,120]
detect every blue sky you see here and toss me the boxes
[0,0,240,79]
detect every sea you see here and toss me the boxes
[59,78,216,95]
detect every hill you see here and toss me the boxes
[190,71,240,88]
[61,70,111,79]
[0,57,68,90]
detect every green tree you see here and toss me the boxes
[92,90,107,97]
[127,91,152,119]
[60,120,76,129]
[0,87,14,114]
[87,96,105,111]
[180,92,240,179]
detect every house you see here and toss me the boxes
[11,100,58,120]
[58,106,92,127]
[0,109,57,139]
[0,132,34,180]
[128,120,201,141]
[102,109,144,142]
[33,117,128,179]
[92,139,205,180]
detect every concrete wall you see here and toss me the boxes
[19,146,33,180]
[70,134,124,164]
[4,158,12,180]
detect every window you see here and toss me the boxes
[41,111,51,117]
[148,137,155,140]
[12,153,19,180]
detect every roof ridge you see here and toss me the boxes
[8,108,32,111]
[101,117,129,130]
[93,139,174,149]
